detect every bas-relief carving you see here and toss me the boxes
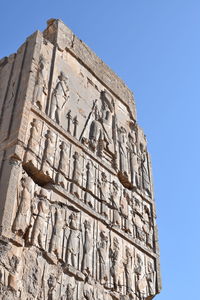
[79,90,117,168]
[30,189,50,250]
[82,220,93,276]
[61,283,75,300]
[6,170,157,299]
[111,181,121,227]
[146,261,155,297]
[47,274,57,300]
[70,151,83,199]
[49,207,65,260]
[0,29,159,300]
[110,237,122,292]
[120,189,132,235]
[128,123,139,188]
[56,141,70,188]
[24,118,42,165]
[138,142,151,197]
[118,126,129,180]
[50,72,69,125]
[124,247,134,297]
[89,91,115,154]
[28,45,152,198]
[84,161,95,208]
[33,55,48,111]
[82,276,95,300]
[97,231,108,286]
[132,198,154,250]
[98,172,110,219]
[143,205,154,250]
[12,176,33,236]
[41,129,56,176]
[65,212,81,269]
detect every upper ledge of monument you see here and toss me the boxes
[42,18,137,118]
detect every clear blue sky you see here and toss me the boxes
[1,1,199,299]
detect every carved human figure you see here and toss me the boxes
[42,130,56,174]
[89,90,115,155]
[49,207,65,259]
[124,247,134,295]
[27,265,41,298]
[143,205,151,224]
[132,199,145,241]
[71,152,82,199]
[7,255,21,292]
[143,206,154,249]
[33,55,48,111]
[128,129,139,188]
[50,72,69,125]
[61,283,75,300]
[97,231,109,286]
[110,237,122,292]
[83,276,95,300]
[134,197,143,215]
[146,261,155,296]
[135,254,142,278]
[47,274,57,300]
[12,176,33,236]
[85,161,95,207]
[58,141,70,175]
[27,119,41,154]
[118,126,129,178]
[138,143,151,196]
[66,212,80,269]
[31,189,49,250]
[98,172,110,218]
[95,283,105,300]
[133,213,145,242]
[111,181,121,227]
[57,141,70,187]
[82,220,93,275]
[134,254,146,300]
[120,189,132,234]
[146,226,154,249]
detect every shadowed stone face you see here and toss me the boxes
[0,19,161,299]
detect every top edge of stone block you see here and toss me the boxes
[43,18,137,119]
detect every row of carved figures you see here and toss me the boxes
[11,178,156,298]
[26,117,152,205]
[0,252,155,300]
[32,58,152,195]
[44,253,155,300]
[24,140,155,252]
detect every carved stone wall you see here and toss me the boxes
[0,19,161,299]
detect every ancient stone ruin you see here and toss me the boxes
[0,19,161,299]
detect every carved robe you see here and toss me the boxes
[66,213,80,269]
[31,197,49,250]
[34,56,47,111]
[13,177,33,235]
[89,90,115,155]
[98,233,108,285]
[50,208,64,259]
[71,152,82,199]
[124,248,134,294]
[50,72,69,125]
[110,239,122,291]
[82,221,93,275]
[99,172,109,218]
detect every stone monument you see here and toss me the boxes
[0,19,161,299]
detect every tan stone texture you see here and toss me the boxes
[0,19,161,299]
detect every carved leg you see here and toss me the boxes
[50,101,56,121]
[56,107,62,125]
